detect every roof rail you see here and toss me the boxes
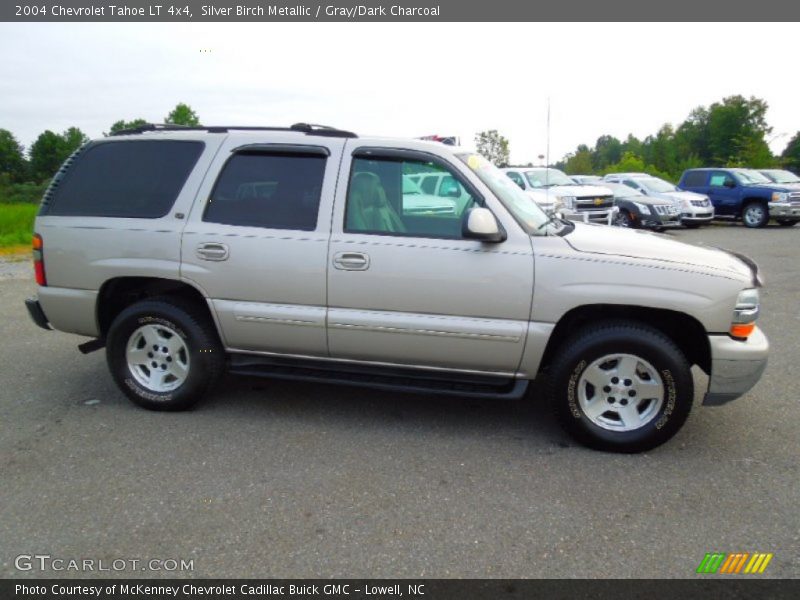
[110,123,357,138]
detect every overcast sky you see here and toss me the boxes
[1,22,798,163]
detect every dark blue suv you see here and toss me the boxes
[678,168,800,228]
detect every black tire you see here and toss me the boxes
[776,219,798,227]
[742,202,769,228]
[548,321,693,453]
[683,222,702,229]
[615,210,637,228]
[106,297,224,411]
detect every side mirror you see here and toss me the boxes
[640,188,648,195]
[724,179,736,188]
[515,181,525,190]
[463,207,506,243]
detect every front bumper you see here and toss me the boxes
[768,202,800,218]
[703,327,768,406]
[25,297,51,331]
[682,211,714,223]
[563,206,618,225]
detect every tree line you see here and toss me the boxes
[0,103,200,202]
[473,95,800,181]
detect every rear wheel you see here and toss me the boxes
[106,297,224,411]
[776,219,798,227]
[742,202,769,228]
[548,321,693,453]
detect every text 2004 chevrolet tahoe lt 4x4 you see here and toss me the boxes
[25,123,769,452]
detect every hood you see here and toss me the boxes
[618,195,672,207]
[751,182,799,192]
[562,222,754,282]
[540,184,613,198]
[657,190,707,201]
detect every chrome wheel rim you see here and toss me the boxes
[126,324,190,392]
[577,353,664,432]
[616,213,630,227]
[744,205,764,226]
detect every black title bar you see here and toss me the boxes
[4,0,800,21]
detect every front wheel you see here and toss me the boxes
[742,202,769,228]
[548,322,693,453]
[615,210,637,228]
[106,297,224,411]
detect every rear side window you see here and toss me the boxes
[682,171,708,187]
[45,140,204,218]
[204,152,326,231]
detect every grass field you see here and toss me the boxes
[0,203,37,248]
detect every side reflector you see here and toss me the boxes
[730,323,755,339]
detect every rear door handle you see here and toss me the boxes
[196,242,229,261]
[333,252,370,271]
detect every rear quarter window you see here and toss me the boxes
[681,171,708,188]
[43,140,204,218]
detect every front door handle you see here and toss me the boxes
[196,242,229,261]
[333,252,370,271]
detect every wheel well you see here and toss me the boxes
[740,197,766,213]
[538,305,711,375]
[96,277,212,337]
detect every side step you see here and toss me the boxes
[228,353,528,400]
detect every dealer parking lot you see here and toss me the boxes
[1,223,799,579]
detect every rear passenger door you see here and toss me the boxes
[181,135,344,356]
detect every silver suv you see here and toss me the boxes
[25,124,769,452]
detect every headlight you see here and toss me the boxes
[633,202,651,215]
[771,192,789,203]
[558,195,576,209]
[730,288,760,339]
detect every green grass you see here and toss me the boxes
[0,203,38,248]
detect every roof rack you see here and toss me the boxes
[110,122,357,138]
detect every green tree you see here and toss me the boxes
[593,135,622,171]
[781,131,800,173]
[706,95,772,165]
[165,103,201,126]
[564,147,594,174]
[0,129,27,182]
[28,127,88,181]
[108,118,148,135]
[474,129,510,167]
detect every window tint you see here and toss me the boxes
[506,171,525,189]
[709,172,735,188]
[204,152,326,231]
[682,171,707,187]
[345,156,480,239]
[623,180,639,190]
[46,140,203,218]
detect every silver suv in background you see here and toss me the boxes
[25,123,768,453]
[603,173,714,228]
[503,167,617,224]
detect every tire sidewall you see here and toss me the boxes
[107,303,216,410]
[552,327,693,452]
[743,202,768,228]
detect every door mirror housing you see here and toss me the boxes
[724,178,736,188]
[463,207,506,243]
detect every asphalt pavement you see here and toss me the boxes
[1,222,798,579]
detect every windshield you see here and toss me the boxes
[759,169,799,184]
[734,169,771,184]
[457,153,555,234]
[604,182,644,198]
[402,176,422,195]
[524,168,575,188]
[637,177,678,193]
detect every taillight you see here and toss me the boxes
[33,233,46,286]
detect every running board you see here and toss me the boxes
[228,353,528,400]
